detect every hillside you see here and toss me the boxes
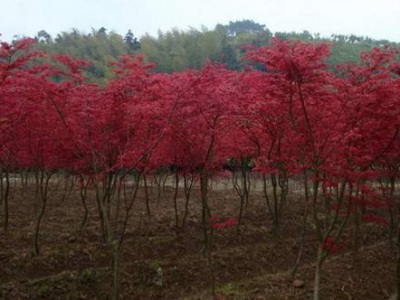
[23,20,400,83]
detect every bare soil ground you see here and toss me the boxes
[0,180,395,299]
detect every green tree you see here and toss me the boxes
[124,30,141,51]
[36,28,130,84]
[36,30,52,43]
[224,19,267,37]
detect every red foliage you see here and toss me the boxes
[321,236,343,254]
[361,214,388,225]
[0,36,398,239]
[210,214,238,229]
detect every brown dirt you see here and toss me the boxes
[0,180,395,299]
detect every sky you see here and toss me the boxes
[1,0,399,42]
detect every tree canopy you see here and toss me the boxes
[14,20,399,82]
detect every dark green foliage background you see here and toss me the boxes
[27,20,399,83]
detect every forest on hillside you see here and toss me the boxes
[17,19,400,84]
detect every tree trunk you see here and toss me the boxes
[181,173,194,230]
[111,242,121,300]
[79,177,90,233]
[292,202,309,277]
[313,247,323,300]
[143,174,151,216]
[232,170,245,232]
[200,173,211,256]
[33,171,52,256]
[1,167,10,234]
[172,172,180,234]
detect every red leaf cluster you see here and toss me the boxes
[321,236,343,255]
[210,214,238,229]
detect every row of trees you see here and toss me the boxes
[25,20,400,81]
[35,28,138,85]
[1,36,399,299]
